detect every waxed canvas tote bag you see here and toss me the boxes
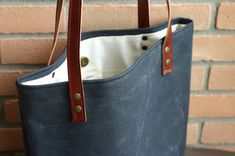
[16,0,194,155]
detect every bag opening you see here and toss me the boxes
[22,23,186,86]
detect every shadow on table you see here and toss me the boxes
[186,148,235,156]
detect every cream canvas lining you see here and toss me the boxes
[23,24,185,86]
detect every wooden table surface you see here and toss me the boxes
[186,148,235,156]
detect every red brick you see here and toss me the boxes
[0,71,30,96]
[217,3,235,30]
[151,4,211,30]
[0,4,210,34]
[0,4,212,64]
[0,38,66,64]
[82,4,211,31]
[189,94,235,118]
[0,6,66,33]
[186,124,198,145]
[201,122,235,144]
[5,100,21,124]
[0,128,24,151]
[193,35,235,61]
[208,65,235,90]
[190,67,205,90]
[209,146,235,152]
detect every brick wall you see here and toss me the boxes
[0,0,235,155]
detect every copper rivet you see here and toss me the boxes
[81,57,89,67]
[166,59,171,66]
[74,105,82,113]
[74,93,81,100]
[165,47,170,53]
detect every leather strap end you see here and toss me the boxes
[71,102,87,123]
[162,36,173,75]
[162,0,173,75]
[69,83,87,123]
[162,26,173,75]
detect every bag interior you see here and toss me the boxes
[22,24,186,86]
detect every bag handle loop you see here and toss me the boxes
[50,0,172,123]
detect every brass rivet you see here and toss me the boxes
[166,59,171,66]
[74,105,82,113]
[74,93,81,100]
[165,47,171,53]
[81,57,89,67]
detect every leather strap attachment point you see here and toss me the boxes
[162,0,173,75]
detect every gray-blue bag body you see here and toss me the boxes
[16,0,193,155]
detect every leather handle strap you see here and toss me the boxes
[67,0,86,123]
[138,0,150,28]
[48,0,65,65]
[162,0,173,75]
[52,0,172,123]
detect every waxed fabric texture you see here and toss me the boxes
[16,18,194,156]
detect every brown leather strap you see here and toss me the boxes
[162,0,173,75]
[67,0,87,123]
[138,0,150,28]
[56,0,172,123]
[48,0,65,65]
